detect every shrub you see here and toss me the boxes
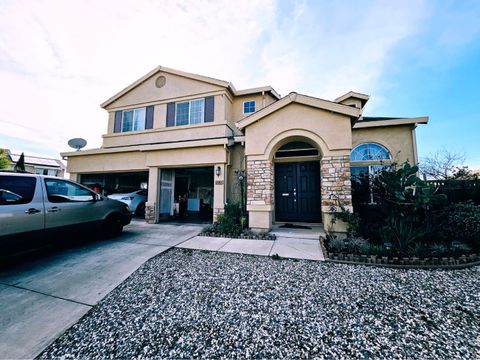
[325,236,346,254]
[443,202,480,248]
[333,208,361,237]
[429,243,448,257]
[216,213,242,236]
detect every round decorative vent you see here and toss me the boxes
[155,75,166,88]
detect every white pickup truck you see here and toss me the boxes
[0,172,132,256]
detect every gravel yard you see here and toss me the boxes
[40,248,480,359]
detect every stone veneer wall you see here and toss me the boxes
[145,204,156,224]
[246,160,274,206]
[320,155,353,212]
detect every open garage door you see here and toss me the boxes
[79,172,148,196]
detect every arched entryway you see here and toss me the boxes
[273,140,322,223]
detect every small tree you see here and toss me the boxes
[13,153,26,173]
[0,149,10,169]
[420,148,467,180]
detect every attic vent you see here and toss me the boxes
[155,76,166,88]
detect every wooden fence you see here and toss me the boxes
[427,179,480,204]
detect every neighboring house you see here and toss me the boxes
[3,149,66,177]
[62,66,427,232]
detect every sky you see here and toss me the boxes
[0,0,479,168]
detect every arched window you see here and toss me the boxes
[350,143,391,162]
[275,141,319,158]
[350,143,392,203]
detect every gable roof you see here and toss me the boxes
[234,86,281,100]
[101,66,280,108]
[236,92,361,130]
[335,91,370,107]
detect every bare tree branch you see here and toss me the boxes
[419,148,466,180]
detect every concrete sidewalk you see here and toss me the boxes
[177,225,326,261]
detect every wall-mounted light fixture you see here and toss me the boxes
[215,166,221,177]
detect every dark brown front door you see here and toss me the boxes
[275,162,321,222]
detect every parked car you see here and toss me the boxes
[0,173,132,256]
[108,190,147,216]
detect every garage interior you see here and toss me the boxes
[159,167,214,222]
[80,172,148,195]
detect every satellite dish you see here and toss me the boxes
[68,138,87,151]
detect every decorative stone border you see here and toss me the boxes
[320,237,480,269]
[199,232,276,241]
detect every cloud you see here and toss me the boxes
[0,0,275,156]
[257,0,431,111]
[0,0,476,162]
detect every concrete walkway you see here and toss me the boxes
[0,220,203,359]
[177,224,326,261]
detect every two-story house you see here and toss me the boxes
[62,66,427,233]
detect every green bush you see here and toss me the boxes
[333,208,361,237]
[443,202,480,248]
[216,213,242,236]
[325,236,376,255]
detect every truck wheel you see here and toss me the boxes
[103,214,123,238]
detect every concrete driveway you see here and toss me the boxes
[0,220,203,359]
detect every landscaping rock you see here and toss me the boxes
[39,249,480,359]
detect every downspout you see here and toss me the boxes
[224,144,231,205]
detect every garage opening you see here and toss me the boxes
[159,167,213,222]
[79,172,149,216]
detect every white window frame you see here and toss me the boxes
[175,98,205,126]
[121,107,146,132]
[243,100,256,114]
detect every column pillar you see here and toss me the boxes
[145,167,160,223]
[213,164,226,220]
[320,155,353,233]
[246,158,274,231]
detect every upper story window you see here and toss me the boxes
[175,99,205,126]
[113,106,153,133]
[122,107,146,132]
[243,100,256,114]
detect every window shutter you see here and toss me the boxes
[114,111,122,133]
[204,96,214,123]
[166,102,175,127]
[145,106,154,129]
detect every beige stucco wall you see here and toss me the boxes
[352,124,417,164]
[106,72,226,110]
[66,145,229,174]
[245,103,352,159]
[102,123,233,148]
[231,93,277,122]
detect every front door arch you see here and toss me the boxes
[275,161,321,222]
[273,141,322,223]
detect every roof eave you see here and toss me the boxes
[353,116,429,129]
[236,92,361,130]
